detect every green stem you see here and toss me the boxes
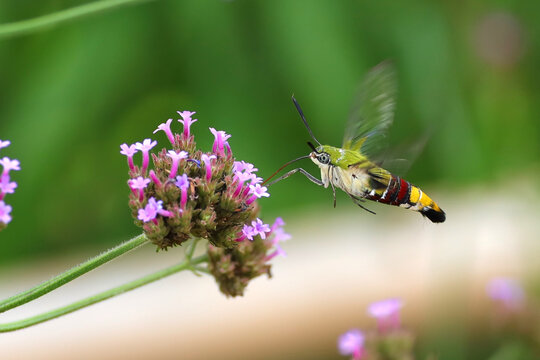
[0,254,208,332]
[0,0,153,40]
[0,233,148,313]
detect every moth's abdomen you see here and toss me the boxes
[366,173,445,223]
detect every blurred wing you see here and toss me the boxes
[374,132,431,176]
[342,62,397,158]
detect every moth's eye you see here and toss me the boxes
[318,153,330,164]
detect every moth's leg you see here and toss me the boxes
[348,194,376,215]
[329,166,337,208]
[266,168,323,187]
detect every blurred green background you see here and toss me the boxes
[0,0,539,358]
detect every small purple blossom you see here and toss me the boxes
[251,218,270,239]
[137,197,168,224]
[175,174,190,209]
[338,329,365,360]
[237,224,256,241]
[129,176,151,201]
[201,153,217,182]
[209,128,231,157]
[367,298,404,332]
[135,139,157,174]
[119,143,138,171]
[487,277,525,310]
[153,119,175,145]
[167,150,188,179]
[249,174,263,185]
[0,176,17,194]
[246,184,270,205]
[177,111,198,138]
[0,157,21,175]
[0,201,12,224]
[233,171,252,197]
[0,140,10,150]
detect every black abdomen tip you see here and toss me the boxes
[422,208,446,223]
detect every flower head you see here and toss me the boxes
[0,201,12,224]
[178,111,198,138]
[120,143,138,171]
[153,119,175,145]
[251,218,270,239]
[367,298,404,332]
[137,197,164,223]
[487,277,524,310]
[135,139,157,174]
[338,329,365,360]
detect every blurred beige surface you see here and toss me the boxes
[1,185,539,360]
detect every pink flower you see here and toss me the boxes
[135,139,157,174]
[0,140,10,150]
[0,157,21,176]
[137,197,170,224]
[209,128,231,157]
[153,119,175,145]
[166,150,188,179]
[367,298,404,332]
[177,111,197,138]
[233,171,252,197]
[120,143,138,171]
[175,174,190,209]
[0,176,17,195]
[246,184,270,205]
[338,329,365,360]
[200,153,217,182]
[0,200,13,224]
[129,176,151,201]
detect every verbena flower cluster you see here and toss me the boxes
[0,140,20,231]
[338,298,414,360]
[120,110,289,296]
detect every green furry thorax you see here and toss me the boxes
[318,145,369,169]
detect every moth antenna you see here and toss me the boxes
[262,154,311,185]
[307,141,319,153]
[292,95,322,146]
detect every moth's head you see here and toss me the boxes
[307,142,332,166]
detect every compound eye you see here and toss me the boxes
[318,153,330,164]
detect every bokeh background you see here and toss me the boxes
[1,0,539,359]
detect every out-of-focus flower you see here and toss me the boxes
[0,142,19,230]
[367,298,404,332]
[338,329,365,360]
[487,277,524,310]
[0,201,12,225]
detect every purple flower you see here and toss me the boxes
[167,150,188,179]
[200,153,217,182]
[153,119,175,145]
[120,143,138,171]
[177,111,197,138]
[0,157,21,176]
[338,329,365,360]
[0,200,12,224]
[367,298,404,332]
[246,184,270,205]
[237,224,256,241]
[137,197,168,224]
[249,174,263,185]
[135,139,157,174]
[0,140,10,150]
[175,174,190,209]
[233,171,252,197]
[487,277,525,310]
[0,176,17,194]
[209,128,231,157]
[129,176,151,201]
[251,218,270,239]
